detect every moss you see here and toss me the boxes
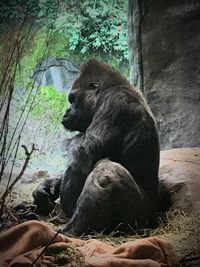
[31,85,68,131]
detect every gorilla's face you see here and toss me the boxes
[61,79,100,132]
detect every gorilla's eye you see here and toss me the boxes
[88,82,99,92]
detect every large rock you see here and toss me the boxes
[159,148,200,213]
[33,57,79,92]
[141,0,200,149]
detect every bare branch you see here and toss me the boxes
[0,144,37,215]
[31,229,61,266]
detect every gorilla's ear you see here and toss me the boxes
[88,82,99,93]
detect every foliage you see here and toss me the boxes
[15,30,67,85]
[1,0,129,63]
[0,0,40,21]
[1,0,129,60]
[35,0,129,63]
[3,0,129,85]
[0,0,130,158]
[31,85,68,130]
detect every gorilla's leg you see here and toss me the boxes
[62,159,150,236]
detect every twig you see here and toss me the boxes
[4,28,52,168]
[31,229,61,266]
[3,21,35,162]
[181,255,200,264]
[160,246,169,267]
[180,249,200,265]
[0,144,37,215]
[3,135,21,199]
[7,209,20,223]
[0,10,28,93]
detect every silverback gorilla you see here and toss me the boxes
[33,59,160,236]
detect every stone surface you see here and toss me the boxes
[21,170,49,184]
[159,148,200,213]
[33,57,79,92]
[141,0,200,149]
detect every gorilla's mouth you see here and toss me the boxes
[61,105,92,132]
[61,107,73,127]
[61,116,87,133]
[61,116,73,129]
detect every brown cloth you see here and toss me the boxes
[0,220,180,267]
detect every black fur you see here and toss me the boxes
[33,59,160,235]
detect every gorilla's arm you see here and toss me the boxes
[32,134,84,215]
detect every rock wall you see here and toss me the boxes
[33,57,79,92]
[141,0,200,149]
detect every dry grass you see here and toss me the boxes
[152,209,200,258]
[48,209,200,266]
[46,209,200,265]
[96,209,200,256]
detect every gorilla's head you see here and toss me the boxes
[61,79,99,132]
[61,59,130,132]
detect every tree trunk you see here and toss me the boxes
[127,0,154,92]
[127,0,143,91]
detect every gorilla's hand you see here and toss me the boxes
[32,176,62,215]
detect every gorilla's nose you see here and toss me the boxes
[61,108,71,125]
[68,92,76,104]
[64,107,71,116]
[61,117,68,127]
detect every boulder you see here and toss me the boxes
[159,148,200,213]
[21,170,49,184]
[141,0,200,149]
[33,57,79,92]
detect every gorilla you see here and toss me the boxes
[33,59,160,236]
